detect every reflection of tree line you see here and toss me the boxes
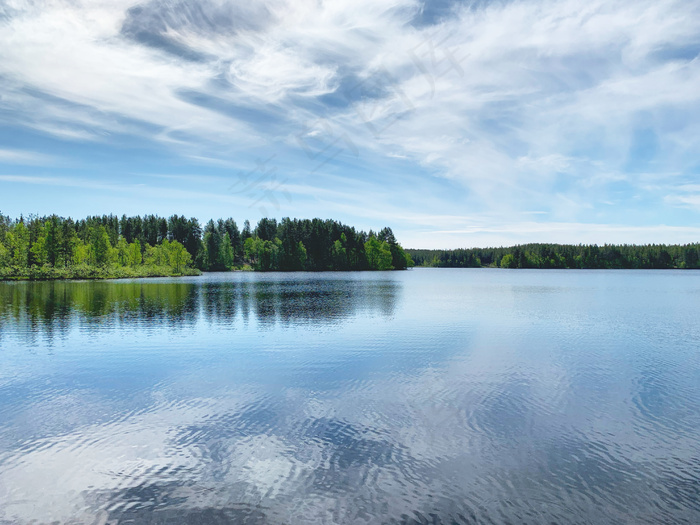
[208,281,399,326]
[0,279,399,338]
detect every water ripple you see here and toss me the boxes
[0,270,699,524]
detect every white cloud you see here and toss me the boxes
[1,0,699,243]
[0,148,58,165]
[402,221,700,249]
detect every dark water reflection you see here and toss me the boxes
[0,274,399,339]
[0,269,699,524]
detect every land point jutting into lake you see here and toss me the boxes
[0,213,413,280]
[1,212,699,280]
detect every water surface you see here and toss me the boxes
[1,269,699,524]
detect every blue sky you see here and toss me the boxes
[1,0,700,248]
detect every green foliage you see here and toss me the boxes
[233,218,411,272]
[30,222,48,266]
[73,239,89,265]
[10,221,30,268]
[244,237,281,271]
[365,237,393,270]
[44,216,61,266]
[244,237,257,263]
[116,236,130,266]
[0,213,410,279]
[89,226,112,266]
[167,241,191,273]
[409,243,700,270]
[389,243,410,270]
[0,263,198,281]
[221,233,235,270]
[0,216,198,280]
[202,220,222,271]
[0,238,9,266]
[332,238,348,270]
[129,240,142,267]
[500,253,516,268]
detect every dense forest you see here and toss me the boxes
[0,212,413,280]
[408,243,700,269]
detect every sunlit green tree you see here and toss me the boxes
[365,237,393,270]
[89,226,112,266]
[10,221,30,268]
[116,237,130,266]
[168,241,191,273]
[129,240,142,266]
[221,233,235,269]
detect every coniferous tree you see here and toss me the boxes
[0,212,415,278]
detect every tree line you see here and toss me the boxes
[408,243,700,269]
[0,212,413,279]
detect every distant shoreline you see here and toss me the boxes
[407,242,700,270]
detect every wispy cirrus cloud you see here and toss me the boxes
[0,148,58,165]
[0,0,699,245]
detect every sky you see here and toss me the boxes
[1,0,700,249]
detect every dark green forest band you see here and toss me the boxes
[408,243,700,269]
[0,213,413,280]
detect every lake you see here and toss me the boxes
[0,269,699,524]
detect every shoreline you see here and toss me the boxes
[0,267,417,282]
[4,265,699,283]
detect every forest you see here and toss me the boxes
[0,213,413,280]
[408,243,700,269]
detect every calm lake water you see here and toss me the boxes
[0,269,699,524]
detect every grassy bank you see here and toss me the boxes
[0,264,201,281]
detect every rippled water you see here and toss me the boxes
[0,269,699,524]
